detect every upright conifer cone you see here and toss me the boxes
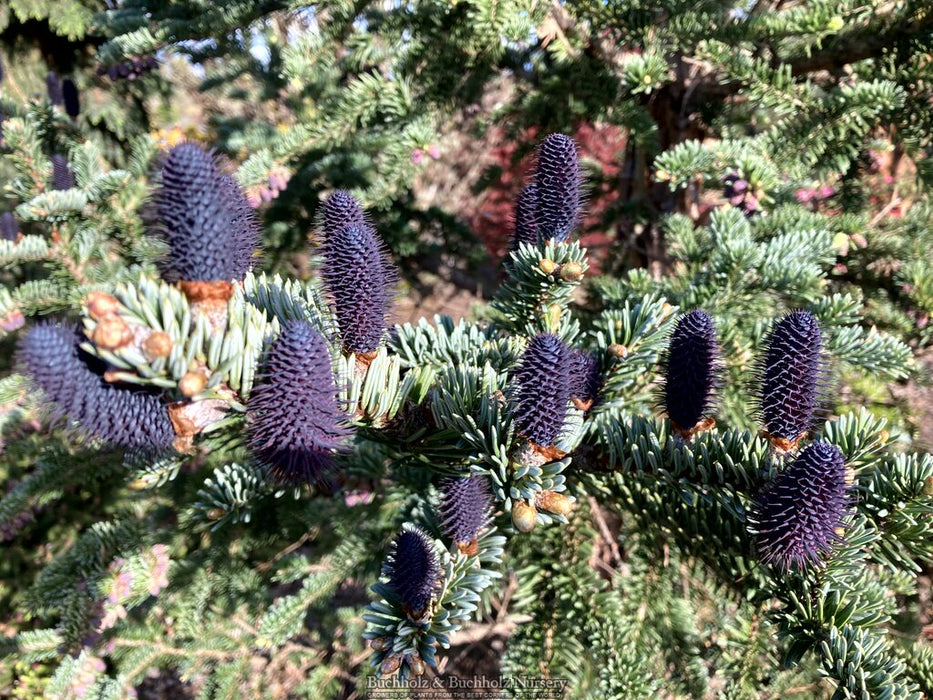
[152,143,260,285]
[247,321,351,487]
[568,348,601,408]
[62,79,80,118]
[511,184,539,249]
[757,310,825,448]
[51,155,75,191]
[511,333,572,447]
[46,71,63,105]
[662,309,721,437]
[18,323,174,449]
[534,134,582,242]
[385,526,441,616]
[0,212,19,241]
[319,191,396,355]
[439,475,493,553]
[752,441,851,571]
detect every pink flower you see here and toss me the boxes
[344,490,374,507]
[850,233,867,248]
[818,186,836,198]
[147,544,170,596]
[795,189,814,203]
[410,148,424,165]
[0,310,24,332]
[427,145,441,160]
[833,263,848,274]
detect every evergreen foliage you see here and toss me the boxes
[0,1,932,696]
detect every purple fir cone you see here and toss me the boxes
[511,183,539,250]
[18,323,174,449]
[753,441,851,571]
[663,310,721,436]
[321,190,367,240]
[534,134,582,243]
[51,155,75,191]
[247,321,351,487]
[319,200,396,354]
[439,474,492,552]
[386,526,441,616]
[153,143,260,283]
[511,333,572,447]
[0,212,19,241]
[568,348,601,408]
[757,310,825,448]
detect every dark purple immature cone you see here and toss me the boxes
[534,134,582,243]
[439,474,493,554]
[18,323,174,449]
[247,321,350,488]
[46,71,63,106]
[511,333,572,449]
[51,155,75,191]
[0,212,19,241]
[662,310,721,438]
[385,526,441,618]
[152,143,260,292]
[757,310,825,451]
[321,190,367,241]
[568,349,601,411]
[752,441,851,572]
[319,193,396,356]
[510,183,539,250]
[62,78,80,118]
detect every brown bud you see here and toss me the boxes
[86,291,120,320]
[608,343,628,358]
[93,316,133,350]
[535,490,573,517]
[179,371,208,397]
[879,430,889,446]
[559,261,584,282]
[408,655,426,677]
[659,302,674,322]
[369,637,389,652]
[207,508,226,521]
[546,303,562,331]
[834,526,846,537]
[456,539,479,556]
[539,258,557,275]
[511,501,537,533]
[923,477,933,497]
[379,655,402,676]
[844,466,856,486]
[142,331,173,359]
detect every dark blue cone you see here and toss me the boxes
[663,310,720,434]
[386,526,441,615]
[247,321,351,487]
[46,72,63,106]
[153,143,260,283]
[757,310,824,446]
[753,441,851,571]
[534,134,582,242]
[321,190,367,240]
[511,184,539,250]
[18,323,174,449]
[320,218,396,355]
[511,333,572,447]
[1,212,19,241]
[439,474,492,547]
[51,155,75,191]
[62,79,80,118]
[568,348,601,406]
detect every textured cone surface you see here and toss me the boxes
[511,184,539,249]
[320,223,395,354]
[386,527,440,613]
[247,321,350,486]
[321,190,367,239]
[439,474,492,544]
[759,310,823,441]
[754,441,850,571]
[51,155,75,191]
[0,212,18,241]
[153,143,260,283]
[18,323,174,449]
[511,333,571,446]
[663,310,719,431]
[534,134,581,242]
[568,349,601,404]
